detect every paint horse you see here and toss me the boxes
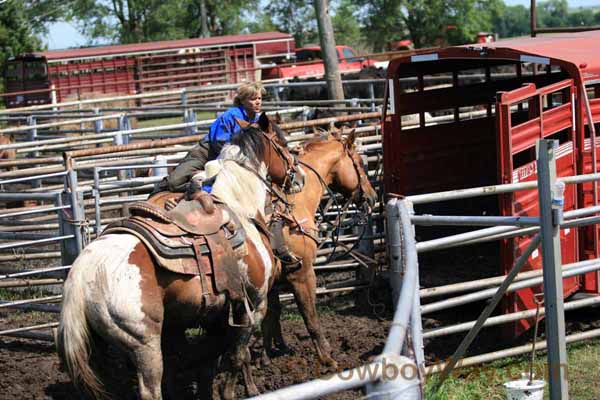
[263,128,378,369]
[57,115,298,400]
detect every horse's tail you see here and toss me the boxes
[56,270,105,399]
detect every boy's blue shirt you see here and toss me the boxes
[202,106,259,192]
[205,105,259,149]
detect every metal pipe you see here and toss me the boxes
[0,252,61,262]
[0,266,71,280]
[406,173,600,205]
[0,205,70,220]
[421,261,600,314]
[0,322,58,336]
[420,258,600,299]
[0,113,123,134]
[383,200,419,355]
[0,295,62,309]
[0,278,63,289]
[431,234,541,391]
[250,356,419,400]
[424,296,600,339]
[0,235,73,251]
[425,327,600,375]
[411,215,540,227]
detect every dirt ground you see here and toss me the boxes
[0,240,599,399]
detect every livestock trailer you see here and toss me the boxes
[4,32,294,107]
[383,31,600,335]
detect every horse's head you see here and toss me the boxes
[230,113,301,191]
[326,129,377,211]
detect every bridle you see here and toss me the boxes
[261,129,305,195]
[230,125,304,205]
[283,137,373,260]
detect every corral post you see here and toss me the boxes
[113,131,130,216]
[94,108,103,148]
[386,197,402,307]
[536,139,569,399]
[152,155,169,178]
[405,201,425,383]
[184,109,198,135]
[59,170,85,266]
[355,152,375,313]
[50,84,58,111]
[27,116,41,189]
[93,167,102,237]
[369,83,376,112]
[118,114,131,144]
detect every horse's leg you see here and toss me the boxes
[261,286,290,364]
[131,335,164,400]
[162,327,188,399]
[288,260,337,369]
[221,304,261,399]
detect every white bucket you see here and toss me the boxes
[504,379,546,400]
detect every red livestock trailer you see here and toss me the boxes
[383,31,600,335]
[4,32,294,107]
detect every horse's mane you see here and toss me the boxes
[272,122,288,146]
[225,125,266,169]
[303,131,331,151]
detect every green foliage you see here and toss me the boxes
[492,4,530,39]
[331,0,363,50]
[265,0,318,47]
[66,0,258,44]
[0,1,45,91]
[357,0,404,52]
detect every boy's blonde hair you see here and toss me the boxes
[233,82,266,106]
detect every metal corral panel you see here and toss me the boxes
[39,32,294,62]
[384,31,600,336]
[48,58,136,102]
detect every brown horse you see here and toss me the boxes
[262,129,378,368]
[57,116,297,400]
[0,134,16,171]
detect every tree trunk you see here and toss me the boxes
[199,0,209,38]
[313,0,344,102]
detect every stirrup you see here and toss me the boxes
[228,296,256,328]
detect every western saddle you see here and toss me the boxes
[103,191,248,302]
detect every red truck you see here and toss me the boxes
[262,45,376,80]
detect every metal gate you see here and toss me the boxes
[496,79,580,333]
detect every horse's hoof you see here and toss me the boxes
[246,383,260,397]
[260,351,272,366]
[277,344,293,355]
[320,357,338,372]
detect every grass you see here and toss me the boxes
[424,339,600,399]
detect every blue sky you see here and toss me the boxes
[45,0,600,50]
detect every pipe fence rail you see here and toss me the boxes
[0,92,385,347]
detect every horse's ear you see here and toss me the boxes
[330,125,341,140]
[258,112,271,132]
[235,117,250,129]
[274,112,282,124]
[345,129,357,148]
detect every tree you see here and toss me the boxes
[492,4,530,39]
[0,1,44,92]
[314,0,343,101]
[265,0,318,47]
[403,0,503,48]
[357,0,405,52]
[66,0,256,44]
[568,7,597,27]
[331,0,363,50]
[537,0,569,28]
